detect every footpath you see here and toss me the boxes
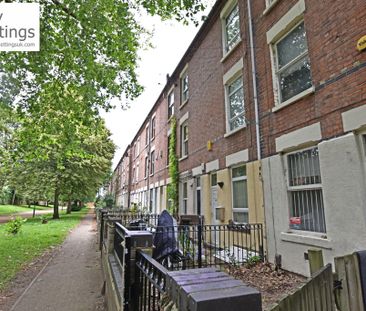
[0,209,54,224]
[8,211,104,311]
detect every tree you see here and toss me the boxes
[6,83,115,219]
[0,0,206,112]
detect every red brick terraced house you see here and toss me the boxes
[108,0,366,276]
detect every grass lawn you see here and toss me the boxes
[0,208,88,290]
[0,205,52,216]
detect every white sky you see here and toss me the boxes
[101,2,215,169]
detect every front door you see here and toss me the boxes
[210,173,220,245]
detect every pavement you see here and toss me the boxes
[9,211,104,311]
[0,209,54,224]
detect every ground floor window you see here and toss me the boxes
[287,147,326,233]
[182,182,188,214]
[231,165,248,223]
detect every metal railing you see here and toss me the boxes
[149,223,264,270]
[134,250,168,311]
[100,210,264,270]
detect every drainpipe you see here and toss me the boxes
[247,0,261,160]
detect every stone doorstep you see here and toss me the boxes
[179,279,244,311]
[188,285,261,311]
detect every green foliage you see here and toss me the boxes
[39,215,48,224]
[246,255,262,268]
[103,194,115,209]
[0,1,206,112]
[5,217,27,235]
[0,187,12,205]
[167,117,179,217]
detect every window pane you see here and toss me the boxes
[233,179,248,209]
[279,55,312,102]
[229,90,244,119]
[228,77,244,131]
[277,22,307,69]
[225,5,240,51]
[288,148,321,186]
[232,166,246,178]
[211,174,217,186]
[233,211,248,223]
[289,189,326,233]
[230,115,245,131]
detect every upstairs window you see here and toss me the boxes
[145,125,149,146]
[226,76,245,132]
[181,70,189,105]
[150,150,155,175]
[168,91,175,119]
[223,3,240,54]
[151,117,156,140]
[144,156,148,178]
[181,122,188,157]
[273,21,312,104]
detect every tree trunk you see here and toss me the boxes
[53,184,60,219]
[11,189,16,205]
[66,200,72,214]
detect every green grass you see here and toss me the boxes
[0,208,88,290]
[0,205,52,216]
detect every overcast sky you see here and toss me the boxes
[101,2,215,169]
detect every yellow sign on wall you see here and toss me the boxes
[357,35,366,51]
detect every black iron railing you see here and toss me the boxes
[134,250,168,311]
[148,223,264,270]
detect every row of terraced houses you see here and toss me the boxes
[107,0,366,276]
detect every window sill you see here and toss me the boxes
[280,231,332,249]
[224,125,246,138]
[220,38,242,63]
[179,155,188,162]
[179,99,189,109]
[272,87,315,113]
[263,0,280,16]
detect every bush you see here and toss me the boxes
[5,217,27,235]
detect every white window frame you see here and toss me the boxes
[181,122,188,158]
[136,138,140,156]
[132,166,136,184]
[223,58,245,136]
[231,165,248,223]
[180,66,189,106]
[286,146,326,234]
[150,150,155,176]
[168,89,175,119]
[144,156,148,178]
[272,20,312,106]
[151,116,156,140]
[220,0,241,58]
[266,0,313,111]
[136,163,139,183]
[182,181,188,215]
[145,124,149,146]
